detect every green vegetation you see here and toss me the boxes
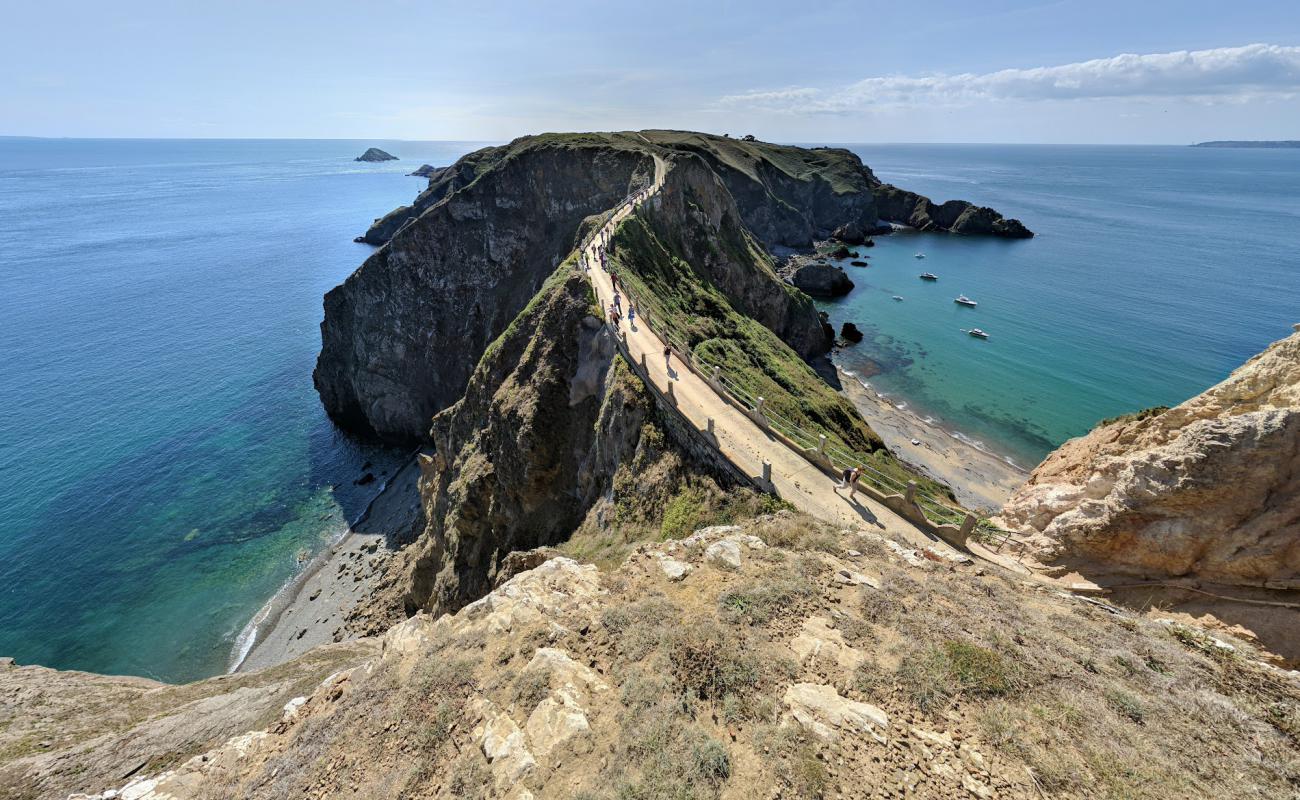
[638,130,868,195]
[1097,405,1171,427]
[606,193,954,502]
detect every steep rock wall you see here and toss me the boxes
[997,329,1300,585]
[637,154,832,358]
[399,268,742,616]
[314,141,654,441]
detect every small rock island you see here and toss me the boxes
[355,147,398,162]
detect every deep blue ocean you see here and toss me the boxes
[0,140,1296,682]
[0,139,483,681]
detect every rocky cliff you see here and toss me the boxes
[320,131,1031,442]
[997,328,1300,586]
[871,182,1033,238]
[394,264,756,618]
[315,136,656,440]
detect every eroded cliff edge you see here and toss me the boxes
[997,328,1300,587]
[318,131,1031,442]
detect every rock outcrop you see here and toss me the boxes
[841,322,863,343]
[408,163,440,177]
[318,131,1032,442]
[397,267,748,617]
[20,517,1298,800]
[781,257,854,298]
[315,137,655,440]
[871,183,1033,238]
[997,328,1300,586]
[355,147,397,162]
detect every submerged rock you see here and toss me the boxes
[840,322,863,343]
[354,147,397,162]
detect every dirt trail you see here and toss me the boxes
[580,161,958,555]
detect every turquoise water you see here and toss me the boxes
[0,139,481,681]
[1,141,1296,683]
[819,145,1300,468]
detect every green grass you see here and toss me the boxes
[606,195,955,502]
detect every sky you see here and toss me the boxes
[3,0,1299,143]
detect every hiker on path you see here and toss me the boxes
[613,293,622,314]
[664,346,672,372]
[835,466,862,499]
[627,305,636,328]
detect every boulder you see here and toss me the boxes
[704,540,743,570]
[840,322,863,343]
[828,244,854,259]
[831,221,867,245]
[789,262,854,298]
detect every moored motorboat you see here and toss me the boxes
[892,295,904,301]
[919,272,938,281]
[967,328,989,339]
[955,295,977,307]
[914,253,926,259]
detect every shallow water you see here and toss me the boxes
[818,144,1300,468]
[0,138,481,681]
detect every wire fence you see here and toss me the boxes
[574,178,1031,552]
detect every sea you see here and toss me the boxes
[0,139,1296,682]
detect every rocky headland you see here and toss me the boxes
[6,130,1299,800]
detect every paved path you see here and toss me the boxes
[579,160,957,554]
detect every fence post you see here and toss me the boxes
[755,396,766,420]
[666,380,676,404]
[762,461,772,485]
[905,481,917,503]
[707,417,715,436]
[960,514,977,537]
[817,435,826,455]
[640,351,648,373]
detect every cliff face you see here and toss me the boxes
[397,266,749,617]
[635,153,832,358]
[315,138,655,441]
[998,329,1300,586]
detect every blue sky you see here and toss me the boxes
[3,0,1299,142]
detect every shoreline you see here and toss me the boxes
[836,364,1027,513]
[230,453,424,674]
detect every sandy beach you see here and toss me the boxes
[232,454,425,673]
[837,365,1027,513]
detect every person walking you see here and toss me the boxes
[664,346,672,371]
[627,305,636,328]
[613,292,622,314]
[847,466,864,501]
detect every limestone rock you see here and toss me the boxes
[997,330,1300,585]
[782,682,888,742]
[789,616,866,673]
[477,702,537,785]
[705,540,743,569]
[657,554,692,581]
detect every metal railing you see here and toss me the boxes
[573,172,1031,549]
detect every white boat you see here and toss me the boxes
[914,253,926,259]
[967,328,989,339]
[892,295,904,301]
[954,295,977,307]
[919,272,938,281]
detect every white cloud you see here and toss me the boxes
[720,44,1300,114]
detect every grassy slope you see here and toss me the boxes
[639,130,867,194]
[607,205,955,502]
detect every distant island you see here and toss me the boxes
[355,147,398,162]
[1192,140,1300,149]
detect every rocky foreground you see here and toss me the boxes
[6,516,1297,799]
